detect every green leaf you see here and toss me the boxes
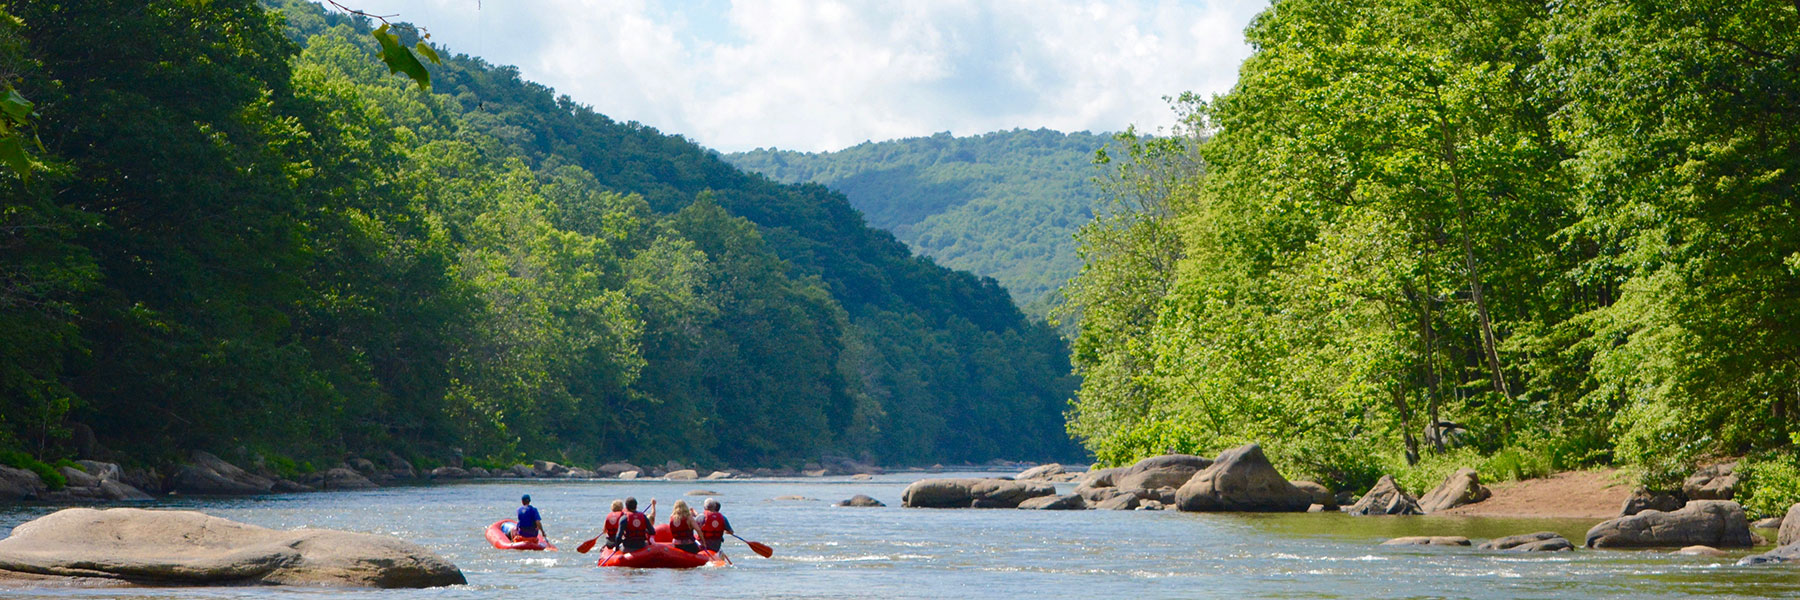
[0,87,32,123]
[0,134,32,182]
[415,42,441,65]
[371,24,432,90]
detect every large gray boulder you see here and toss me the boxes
[1292,481,1335,508]
[1114,454,1212,491]
[318,468,378,491]
[0,508,464,588]
[1016,463,1066,481]
[428,466,470,479]
[1094,494,1141,510]
[1479,531,1572,551]
[0,465,48,500]
[1585,500,1755,548]
[836,494,885,507]
[1777,503,1800,546]
[58,466,100,489]
[1345,475,1422,516]
[664,469,699,481]
[1418,468,1492,513]
[1620,488,1686,516]
[596,462,640,477]
[1017,494,1086,510]
[1175,444,1312,512]
[1684,463,1739,500]
[901,478,1055,508]
[170,451,274,495]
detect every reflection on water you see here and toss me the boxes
[2,473,1796,599]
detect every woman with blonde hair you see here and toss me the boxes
[667,499,704,554]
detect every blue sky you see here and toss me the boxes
[329,0,1266,152]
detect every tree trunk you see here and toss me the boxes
[1440,123,1514,404]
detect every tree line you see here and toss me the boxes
[1060,0,1800,509]
[0,0,1082,475]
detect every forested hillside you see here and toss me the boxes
[727,130,1109,316]
[0,0,1080,473]
[1063,0,1800,513]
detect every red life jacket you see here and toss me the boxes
[603,511,623,537]
[620,511,651,544]
[669,515,696,543]
[700,510,728,542]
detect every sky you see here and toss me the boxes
[328,0,1267,153]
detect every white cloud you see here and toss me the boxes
[320,0,1265,152]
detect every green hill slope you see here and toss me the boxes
[726,129,1110,316]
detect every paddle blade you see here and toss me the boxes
[747,540,773,558]
[576,536,599,554]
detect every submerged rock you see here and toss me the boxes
[1381,536,1470,546]
[1586,500,1754,548]
[0,508,464,588]
[1480,532,1563,550]
[836,494,885,507]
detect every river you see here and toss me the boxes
[3,472,1797,599]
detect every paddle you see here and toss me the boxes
[576,534,602,554]
[730,532,774,558]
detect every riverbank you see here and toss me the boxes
[1437,469,1632,519]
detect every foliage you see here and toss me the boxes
[0,450,63,490]
[0,0,1082,470]
[1739,452,1800,520]
[727,129,1112,316]
[1057,0,1800,495]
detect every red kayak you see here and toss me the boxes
[596,542,726,568]
[487,519,557,551]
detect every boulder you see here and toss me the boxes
[1620,488,1687,516]
[1344,475,1422,516]
[98,479,155,502]
[850,473,873,481]
[429,466,470,479]
[618,470,639,480]
[1418,468,1491,513]
[665,460,685,472]
[270,479,313,494]
[506,465,534,478]
[170,452,274,495]
[120,467,164,495]
[802,469,828,477]
[1292,481,1335,508]
[1684,463,1739,500]
[468,467,491,478]
[596,462,640,477]
[1076,486,1129,504]
[1077,466,1121,490]
[1511,538,1574,552]
[1016,463,1066,481]
[532,461,569,477]
[0,508,464,588]
[1754,517,1783,529]
[382,452,415,479]
[1138,500,1168,510]
[563,467,596,478]
[76,460,124,482]
[665,469,699,481]
[1381,536,1470,546]
[318,468,378,491]
[1175,444,1312,512]
[1115,454,1213,491]
[58,466,101,489]
[704,471,732,480]
[1673,545,1728,557]
[1018,494,1086,510]
[836,494,886,507]
[771,495,816,501]
[686,489,720,496]
[1094,494,1140,510]
[1479,531,1562,550]
[348,458,378,475]
[1778,503,1800,546]
[1741,542,1800,565]
[1585,500,1755,548]
[900,478,1056,508]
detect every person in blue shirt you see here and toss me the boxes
[508,494,547,542]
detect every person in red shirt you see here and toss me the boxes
[699,498,734,554]
[667,499,703,553]
[600,499,625,550]
[617,496,655,552]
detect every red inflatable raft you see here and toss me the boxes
[596,542,725,569]
[487,519,557,551]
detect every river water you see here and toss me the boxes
[3,472,1798,599]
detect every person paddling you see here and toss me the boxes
[600,499,625,551]
[617,496,655,552]
[508,494,547,543]
[667,500,704,554]
[699,498,734,554]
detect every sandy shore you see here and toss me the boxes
[1435,469,1632,519]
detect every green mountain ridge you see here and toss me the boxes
[725,129,1112,316]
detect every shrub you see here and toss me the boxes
[0,450,66,491]
[1478,447,1553,483]
[1739,453,1800,520]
